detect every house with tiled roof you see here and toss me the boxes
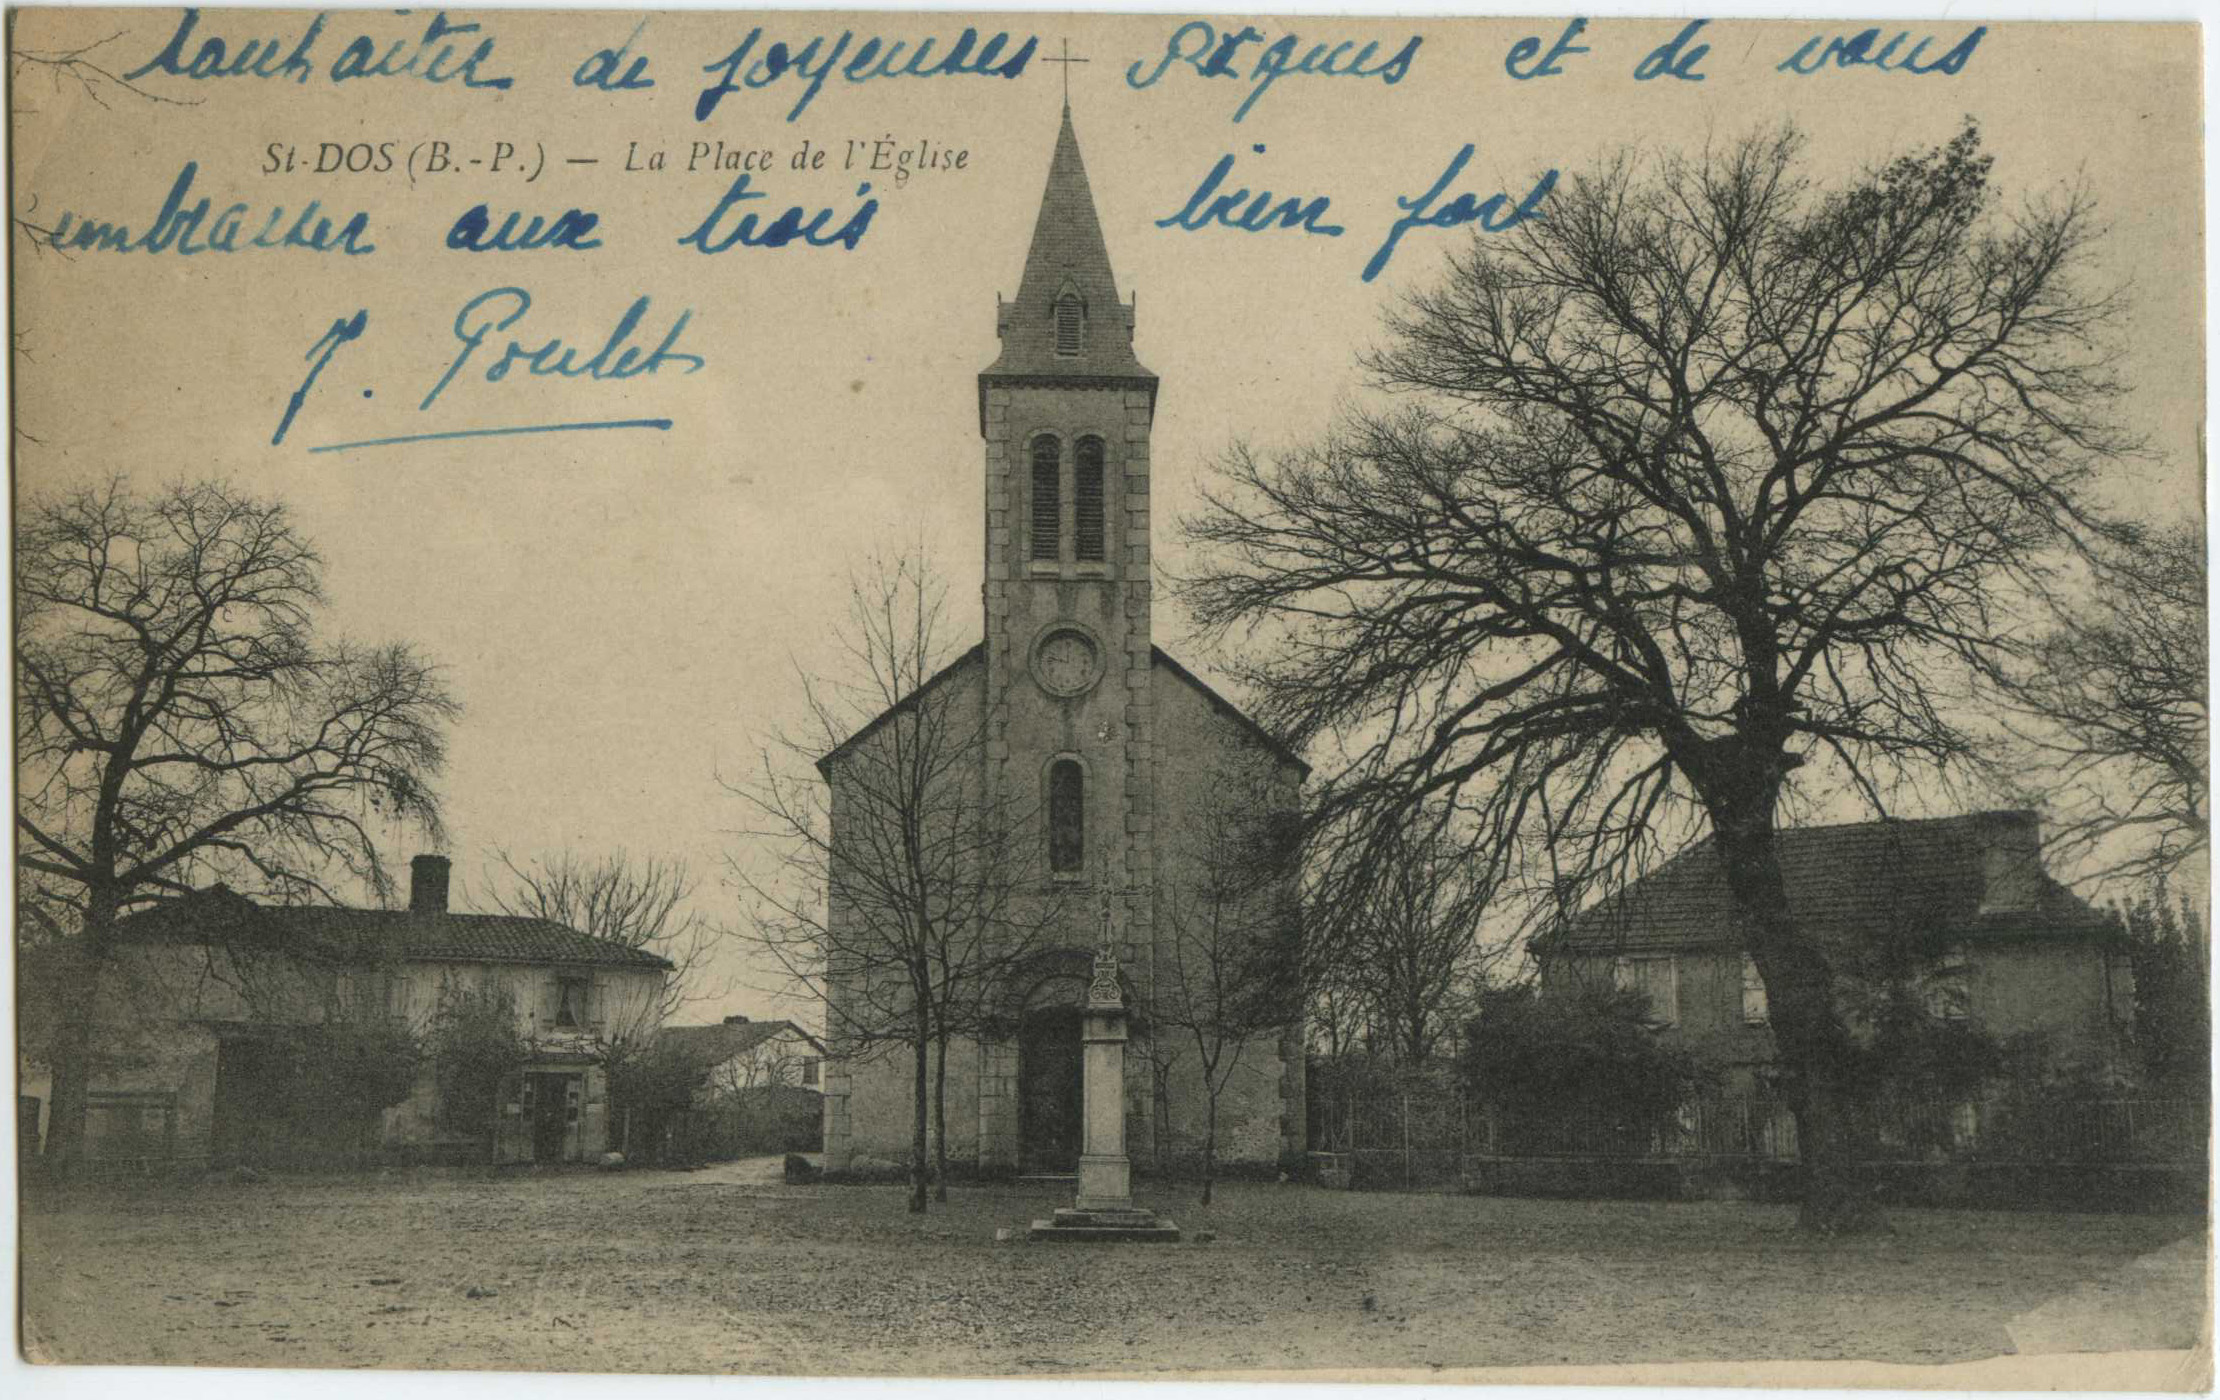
[1532,811,2135,1092]
[660,1016,827,1097]
[62,855,672,1169]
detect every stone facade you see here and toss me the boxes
[820,108,1306,1177]
[48,863,670,1168]
[1536,811,2136,1090]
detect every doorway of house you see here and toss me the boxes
[211,1037,286,1166]
[529,1072,579,1163]
[1017,1008,1084,1172]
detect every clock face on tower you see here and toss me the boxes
[1031,627,1102,698]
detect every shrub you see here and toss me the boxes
[425,985,530,1140]
[295,1019,424,1123]
[605,1040,708,1163]
[1458,984,1710,1152]
[2123,890,2210,1097]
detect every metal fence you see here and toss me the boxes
[1310,1093,2209,1185]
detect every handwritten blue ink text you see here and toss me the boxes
[1126,21,1421,123]
[1778,26,1986,76]
[695,26,1034,123]
[1156,145,1344,239]
[125,9,512,89]
[42,162,375,256]
[1363,146,1556,283]
[423,287,704,411]
[677,175,879,252]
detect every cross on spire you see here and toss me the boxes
[1042,37,1089,108]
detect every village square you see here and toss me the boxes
[7,10,2211,1386]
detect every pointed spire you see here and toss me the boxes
[984,105,1152,382]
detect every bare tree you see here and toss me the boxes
[707,1035,811,1094]
[1993,524,2206,888]
[729,552,1058,1212]
[485,848,720,1040]
[8,17,195,116]
[1334,812,1504,1067]
[16,476,458,1164]
[1151,758,1303,1205]
[1182,122,2135,1231]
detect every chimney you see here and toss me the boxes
[723,1014,750,1025]
[1976,812,2042,916]
[409,854,451,915]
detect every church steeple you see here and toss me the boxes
[983,106,1155,404]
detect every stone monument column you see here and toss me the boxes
[1075,944,1133,1211]
[1026,893,1179,1242]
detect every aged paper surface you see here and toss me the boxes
[7,7,2208,1394]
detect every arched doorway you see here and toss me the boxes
[1017,1006,1083,1172]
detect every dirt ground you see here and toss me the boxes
[18,1161,2208,1377]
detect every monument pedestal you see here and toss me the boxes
[1026,943,1180,1243]
[1028,1204,1182,1243]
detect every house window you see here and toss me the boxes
[1055,293,1083,355]
[1030,436,1061,560]
[1613,955,1679,1027]
[801,1057,821,1088]
[554,976,591,1029]
[1741,955,1769,1025]
[1048,759,1085,875]
[1075,437,1106,561]
[1925,946,1971,1022]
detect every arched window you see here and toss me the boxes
[1055,294,1083,355]
[1048,759,1084,874]
[1030,436,1061,561]
[1075,437,1106,561]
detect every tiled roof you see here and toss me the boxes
[1545,811,2113,955]
[983,105,1155,384]
[659,1020,823,1069]
[113,885,674,970]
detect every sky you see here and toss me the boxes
[8,10,2204,1028]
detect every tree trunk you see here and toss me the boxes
[42,1011,93,1169]
[1709,793,1882,1234]
[909,1024,930,1213]
[1201,1085,1219,1206]
[39,914,115,1172]
[932,1030,949,1203]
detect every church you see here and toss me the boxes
[817,105,1309,1178]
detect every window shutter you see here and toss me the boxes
[1740,954,1769,1025]
[1030,437,1061,560]
[1075,437,1106,560]
[1614,955,1678,1026]
[1055,294,1083,355]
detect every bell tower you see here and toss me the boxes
[978,103,1158,963]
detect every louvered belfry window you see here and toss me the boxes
[1030,436,1061,560]
[1055,294,1083,355]
[1075,437,1106,561]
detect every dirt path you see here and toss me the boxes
[20,1173,2207,1377]
[653,1154,810,1188]
[2008,1233,2211,1355]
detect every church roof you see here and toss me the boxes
[1152,648,1311,779]
[814,643,1309,780]
[815,643,985,778]
[982,106,1156,391]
